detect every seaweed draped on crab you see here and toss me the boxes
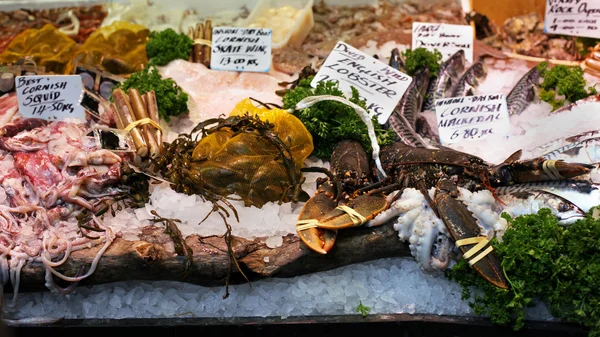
[296,139,593,289]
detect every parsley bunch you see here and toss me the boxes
[146,28,193,66]
[112,66,188,122]
[401,48,443,76]
[446,208,600,336]
[537,61,597,111]
[282,77,395,159]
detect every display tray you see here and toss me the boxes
[2,314,591,337]
[1,1,600,336]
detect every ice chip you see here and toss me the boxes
[265,235,283,248]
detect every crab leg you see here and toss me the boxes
[432,179,508,289]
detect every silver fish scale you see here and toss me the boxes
[422,50,466,111]
[506,66,540,116]
[495,180,595,195]
[388,113,430,148]
[451,58,486,97]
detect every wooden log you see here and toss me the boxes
[10,223,411,293]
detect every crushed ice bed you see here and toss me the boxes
[6,257,553,321]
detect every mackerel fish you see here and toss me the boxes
[387,68,433,148]
[451,57,487,97]
[496,180,600,224]
[422,50,466,111]
[506,66,540,115]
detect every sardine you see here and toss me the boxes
[388,48,405,73]
[422,50,466,111]
[451,58,487,97]
[387,68,434,148]
[506,66,540,116]
[496,180,600,224]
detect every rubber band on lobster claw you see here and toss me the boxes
[455,236,494,266]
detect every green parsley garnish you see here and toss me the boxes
[146,28,193,67]
[282,77,395,160]
[112,66,189,122]
[446,208,600,336]
[537,61,597,111]
[401,48,443,76]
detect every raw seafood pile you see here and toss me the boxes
[0,116,123,300]
[0,1,600,334]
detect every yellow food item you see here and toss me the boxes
[0,24,78,74]
[191,98,314,207]
[248,5,303,44]
[72,21,149,75]
[227,98,313,167]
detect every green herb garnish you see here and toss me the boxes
[537,61,597,111]
[356,301,371,317]
[112,66,189,122]
[401,48,443,76]
[282,77,395,159]
[446,208,600,336]
[146,28,193,67]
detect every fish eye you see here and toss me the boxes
[558,202,570,212]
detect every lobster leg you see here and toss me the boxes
[428,178,508,289]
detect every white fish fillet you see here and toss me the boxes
[158,60,295,128]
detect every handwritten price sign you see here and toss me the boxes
[544,0,600,38]
[210,27,272,72]
[15,75,85,121]
[412,22,474,63]
[311,41,412,124]
[435,94,510,145]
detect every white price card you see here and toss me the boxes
[15,75,85,121]
[311,41,413,124]
[412,22,474,63]
[544,0,600,39]
[435,94,510,145]
[210,27,272,72]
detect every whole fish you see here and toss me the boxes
[388,48,406,73]
[506,66,540,115]
[422,50,466,111]
[542,137,600,164]
[451,57,487,97]
[387,68,434,148]
[496,180,600,224]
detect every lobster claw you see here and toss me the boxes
[309,194,390,230]
[296,193,338,254]
[492,156,594,185]
[433,179,508,289]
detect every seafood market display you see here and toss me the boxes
[1,0,600,335]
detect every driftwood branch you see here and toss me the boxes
[10,224,411,292]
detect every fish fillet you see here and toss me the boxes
[158,60,296,127]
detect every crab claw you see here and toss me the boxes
[296,193,337,254]
[493,158,594,185]
[314,194,390,230]
[434,179,508,289]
